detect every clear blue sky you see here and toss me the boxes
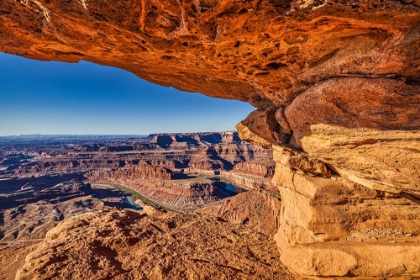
[0,52,254,136]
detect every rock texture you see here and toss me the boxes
[232,160,275,178]
[220,171,277,192]
[88,166,233,211]
[0,241,40,280]
[197,188,282,237]
[1,0,420,278]
[270,144,420,278]
[15,208,293,280]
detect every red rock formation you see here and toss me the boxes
[13,158,127,177]
[15,208,293,280]
[2,0,420,277]
[204,188,282,237]
[88,164,232,211]
[0,180,106,244]
[220,171,277,192]
[233,161,275,178]
[0,242,39,280]
[130,164,174,180]
[186,158,222,173]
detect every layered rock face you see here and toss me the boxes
[197,188,282,237]
[221,159,277,191]
[1,0,420,278]
[88,164,234,211]
[151,131,242,148]
[220,170,277,191]
[232,161,274,178]
[270,146,420,277]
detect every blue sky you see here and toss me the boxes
[0,52,254,136]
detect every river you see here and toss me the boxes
[124,196,143,210]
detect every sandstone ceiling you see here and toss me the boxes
[1,0,419,106]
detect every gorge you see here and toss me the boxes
[0,132,286,279]
[1,0,420,278]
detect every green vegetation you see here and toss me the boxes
[92,182,174,212]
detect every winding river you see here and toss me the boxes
[124,196,143,210]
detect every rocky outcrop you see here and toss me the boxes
[4,0,419,107]
[90,164,174,181]
[270,144,420,278]
[232,161,275,178]
[221,171,277,192]
[215,188,281,237]
[185,158,223,173]
[2,0,420,277]
[15,208,293,280]
[130,179,232,211]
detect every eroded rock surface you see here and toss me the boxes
[1,0,420,278]
[270,144,420,278]
[15,208,293,280]
[198,188,282,237]
[0,241,40,280]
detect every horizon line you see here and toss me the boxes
[0,130,238,137]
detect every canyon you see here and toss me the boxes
[0,132,284,279]
[1,0,420,278]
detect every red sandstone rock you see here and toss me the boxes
[88,165,232,211]
[233,160,275,178]
[217,188,281,236]
[1,0,420,278]
[15,208,293,280]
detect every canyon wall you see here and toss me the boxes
[220,159,277,191]
[197,188,282,237]
[88,164,233,211]
[220,171,276,191]
[1,0,420,278]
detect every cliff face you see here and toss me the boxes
[2,0,420,278]
[217,188,281,237]
[150,131,242,148]
[232,161,275,178]
[220,171,276,191]
[88,164,233,211]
